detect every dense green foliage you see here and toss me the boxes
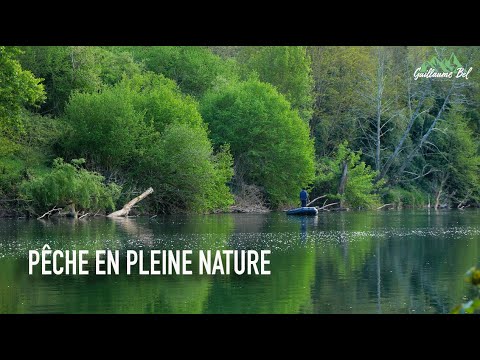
[426,109,480,206]
[0,47,45,140]
[0,45,479,216]
[62,73,233,213]
[239,46,314,122]
[21,158,121,215]
[0,113,62,215]
[313,142,381,209]
[382,186,428,208]
[18,46,142,115]
[121,46,238,98]
[308,46,375,156]
[201,77,315,206]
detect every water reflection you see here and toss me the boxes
[0,210,479,313]
[301,217,307,244]
[284,215,318,245]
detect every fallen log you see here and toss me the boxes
[107,187,154,218]
[37,207,62,220]
[306,195,327,207]
[317,202,339,211]
[377,203,393,210]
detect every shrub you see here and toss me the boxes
[314,142,381,209]
[21,158,121,215]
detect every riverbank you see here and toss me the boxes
[2,202,479,219]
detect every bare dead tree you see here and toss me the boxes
[433,172,449,209]
[393,82,456,181]
[376,79,431,182]
[376,47,475,183]
[356,48,406,176]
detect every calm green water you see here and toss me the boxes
[1,210,479,314]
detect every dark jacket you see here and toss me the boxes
[300,189,308,201]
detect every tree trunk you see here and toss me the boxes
[434,174,448,210]
[434,190,442,210]
[107,187,154,218]
[338,161,348,195]
[376,91,427,182]
[375,49,385,172]
[338,161,348,207]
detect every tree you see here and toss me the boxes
[61,79,153,172]
[18,46,143,115]
[62,73,234,213]
[354,47,406,172]
[426,109,480,208]
[21,158,121,216]
[135,124,234,213]
[0,47,45,139]
[95,47,144,85]
[313,142,381,209]
[240,46,314,122]
[121,46,238,98]
[200,77,315,207]
[18,46,103,115]
[308,46,374,156]
[0,47,46,212]
[376,47,476,183]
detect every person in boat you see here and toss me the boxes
[300,188,309,207]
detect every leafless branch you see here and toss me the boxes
[37,207,62,220]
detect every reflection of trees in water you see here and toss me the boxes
[206,213,316,314]
[204,247,316,313]
[110,217,154,245]
[2,211,480,313]
[312,211,480,313]
[374,211,480,313]
[231,213,270,234]
[0,259,26,313]
[312,212,376,313]
[1,216,236,313]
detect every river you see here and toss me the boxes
[1,210,479,314]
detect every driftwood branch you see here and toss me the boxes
[317,202,339,210]
[79,212,89,219]
[37,207,62,220]
[107,187,154,218]
[306,195,327,207]
[377,203,392,210]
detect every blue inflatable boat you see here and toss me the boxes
[286,207,318,216]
